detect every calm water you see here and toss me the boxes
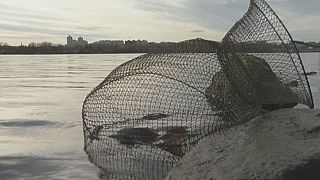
[300,53,320,108]
[0,53,319,179]
[0,54,140,180]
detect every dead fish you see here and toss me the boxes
[109,126,190,156]
[109,127,159,145]
[159,144,185,157]
[140,113,170,120]
[117,127,158,137]
[157,126,190,157]
[167,126,188,134]
[159,126,188,140]
[108,134,138,146]
[157,136,186,157]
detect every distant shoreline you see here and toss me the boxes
[298,50,320,53]
[0,52,148,55]
[0,50,319,55]
[0,38,319,55]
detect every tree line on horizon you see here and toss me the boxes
[0,39,319,54]
[0,39,221,54]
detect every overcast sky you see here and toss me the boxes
[0,0,319,45]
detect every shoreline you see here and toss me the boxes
[0,52,145,55]
[0,50,319,55]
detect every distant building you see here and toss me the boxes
[67,35,76,47]
[67,35,88,47]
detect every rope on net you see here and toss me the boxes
[82,0,314,179]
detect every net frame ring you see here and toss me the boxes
[219,0,314,109]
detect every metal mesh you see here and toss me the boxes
[220,0,314,109]
[82,0,313,179]
[82,42,259,179]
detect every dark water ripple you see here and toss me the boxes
[0,156,98,180]
[0,120,57,127]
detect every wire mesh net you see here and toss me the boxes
[82,0,313,179]
[220,0,313,109]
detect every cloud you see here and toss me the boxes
[190,30,205,33]
[0,0,319,45]
[266,0,320,41]
[133,0,320,41]
[133,0,249,31]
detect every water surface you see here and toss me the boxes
[0,54,140,179]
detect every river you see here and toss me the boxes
[0,53,319,179]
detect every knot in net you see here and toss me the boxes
[82,0,313,179]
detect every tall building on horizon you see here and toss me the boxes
[66,35,88,47]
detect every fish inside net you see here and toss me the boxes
[82,0,314,179]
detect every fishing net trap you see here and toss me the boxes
[82,0,314,179]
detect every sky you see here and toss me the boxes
[0,0,319,45]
